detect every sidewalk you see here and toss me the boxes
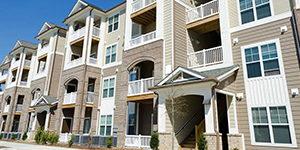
[0,141,82,150]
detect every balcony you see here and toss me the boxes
[63,92,77,105]
[88,57,98,65]
[92,26,101,40]
[130,31,156,47]
[186,0,219,24]
[188,46,223,68]
[38,44,50,58]
[86,92,94,104]
[15,104,22,112]
[34,70,46,80]
[4,105,9,113]
[0,74,7,82]
[65,57,84,70]
[128,77,154,96]
[24,60,31,68]
[20,81,27,86]
[11,60,20,69]
[131,0,156,25]
[69,27,86,44]
[125,135,151,148]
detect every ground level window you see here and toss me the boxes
[100,115,112,136]
[252,106,291,144]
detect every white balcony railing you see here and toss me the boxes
[69,27,86,42]
[92,26,100,38]
[59,133,72,143]
[34,70,46,80]
[128,77,154,96]
[130,31,156,47]
[89,57,98,65]
[38,44,50,57]
[65,57,84,70]
[4,105,9,113]
[87,92,94,103]
[132,0,156,13]
[63,92,77,105]
[15,104,22,112]
[24,60,31,68]
[188,46,223,68]
[0,74,7,82]
[20,81,27,86]
[125,135,151,148]
[186,0,219,24]
[11,60,20,69]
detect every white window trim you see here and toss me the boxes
[102,75,116,100]
[99,114,113,136]
[248,105,297,147]
[83,117,91,134]
[241,39,283,80]
[60,117,73,133]
[107,12,120,34]
[104,42,118,66]
[237,0,274,26]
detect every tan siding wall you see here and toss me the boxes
[164,0,173,69]
[231,17,300,149]
[174,2,187,68]
[228,0,239,28]
[56,32,66,53]
[49,54,63,97]
[273,0,292,15]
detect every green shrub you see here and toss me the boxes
[0,133,3,139]
[35,126,44,144]
[106,136,113,148]
[68,134,75,147]
[22,132,28,141]
[197,132,207,150]
[41,131,49,144]
[87,135,92,148]
[48,131,59,145]
[11,133,16,140]
[150,132,159,150]
[233,148,239,150]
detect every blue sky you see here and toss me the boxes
[0,0,125,61]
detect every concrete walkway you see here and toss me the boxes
[0,141,82,150]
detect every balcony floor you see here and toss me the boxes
[187,14,219,35]
[127,93,154,102]
[131,3,156,25]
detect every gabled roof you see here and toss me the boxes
[68,0,89,17]
[154,65,239,88]
[12,40,38,52]
[36,22,67,38]
[0,55,13,66]
[32,95,58,107]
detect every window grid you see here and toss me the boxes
[105,44,117,65]
[239,0,271,24]
[102,77,115,98]
[100,115,112,136]
[108,14,119,33]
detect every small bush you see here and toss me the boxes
[11,133,16,140]
[197,132,207,150]
[41,131,49,144]
[87,135,92,148]
[22,132,28,141]
[150,132,159,150]
[233,148,239,150]
[48,131,59,145]
[68,134,75,147]
[35,126,44,144]
[106,136,113,148]
[0,133,3,139]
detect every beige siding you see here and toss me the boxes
[228,0,239,28]
[231,17,300,149]
[56,32,66,53]
[273,0,292,15]
[164,0,173,69]
[174,2,187,68]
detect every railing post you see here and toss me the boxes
[201,4,204,19]
[203,49,206,66]
[141,79,144,94]
[139,134,141,148]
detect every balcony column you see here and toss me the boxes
[17,50,26,86]
[44,109,50,131]
[98,17,106,66]
[86,13,95,64]
[31,112,37,131]
[219,0,233,65]
[156,0,163,39]
[82,12,93,65]
[124,0,133,50]
[204,95,215,133]
[65,22,74,67]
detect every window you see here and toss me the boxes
[102,77,115,98]
[251,106,292,144]
[108,14,119,33]
[99,115,112,136]
[239,0,271,24]
[105,45,117,64]
[244,42,280,78]
[83,118,90,134]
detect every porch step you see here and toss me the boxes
[180,148,196,150]
[180,133,196,149]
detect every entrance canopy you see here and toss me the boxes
[31,95,58,108]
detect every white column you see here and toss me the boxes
[44,109,50,131]
[204,95,214,133]
[98,17,106,66]
[124,0,133,50]
[65,22,74,68]
[82,12,93,64]
[158,94,166,132]
[135,103,139,135]
[32,112,37,131]
[156,0,163,39]
[86,13,95,63]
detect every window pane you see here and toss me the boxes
[100,116,106,124]
[106,126,112,136]
[104,79,109,88]
[245,47,259,63]
[256,4,271,20]
[106,47,111,56]
[240,0,253,10]
[262,43,278,60]
[255,0,269,5]
[103,89,108,98]
[109,78,115,87]
[107,115,112,124]
[100,126,105,135]
[109,17,113,24]
[108,25,113,33]
[105,56,110,64]
[270,107,279,123]
[264,59,280,76]
[114,14,119,22]
[247,62,262,78]
[111,54,116,63]
[114,22,119,31]
[273,125,291,144]
[112,45,117,54]
[241,9,254,24]
[252,108,260,123]
[278,107,288,123]
[254,125,271,143]
[109,88,114,97]
[259,107,268,123]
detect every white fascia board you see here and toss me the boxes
[217,66,239,81]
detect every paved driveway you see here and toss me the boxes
[0,141,81,150]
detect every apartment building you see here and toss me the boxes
[1,0,300,149]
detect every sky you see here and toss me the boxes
[0,0,125,61]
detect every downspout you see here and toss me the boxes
[291,0,300,66]
[78,9,93,134]
[212,81,220,150]
[47,29,60,95]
